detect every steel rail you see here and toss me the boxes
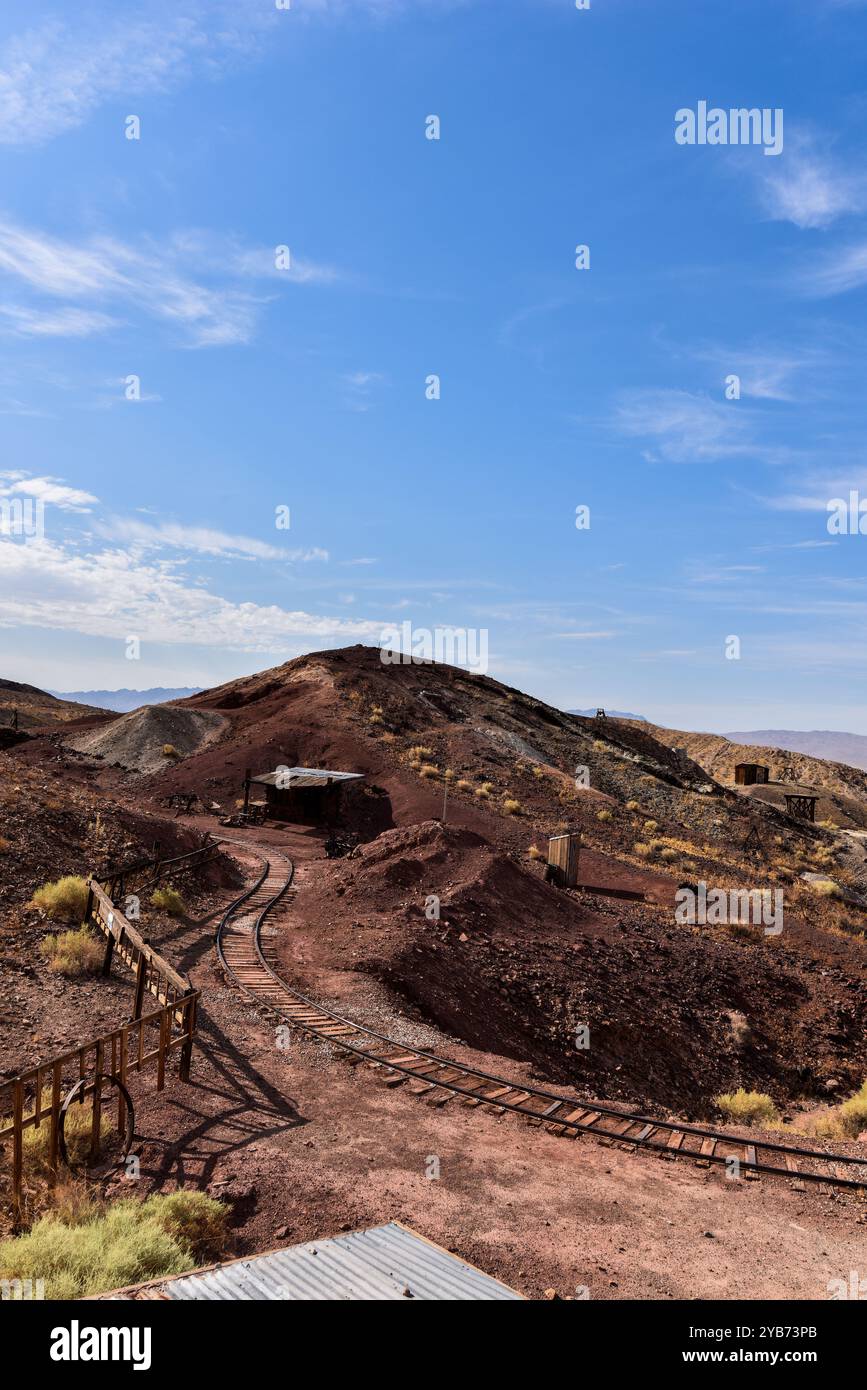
[215,840,867,1193]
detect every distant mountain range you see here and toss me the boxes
[568,708,646,721]
[54,687,202,713]
[725,729,867,774]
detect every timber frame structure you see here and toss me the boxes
[0,837,218,1223]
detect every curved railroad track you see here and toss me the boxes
[215,840,867,1194]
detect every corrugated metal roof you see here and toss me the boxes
[135,1223,522,1301]
[250,766,365,789]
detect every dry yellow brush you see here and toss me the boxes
[0,1190,228,1299]
[715,1082,867,1139]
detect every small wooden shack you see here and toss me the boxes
[243,766,364,825]
[734,763,770,786]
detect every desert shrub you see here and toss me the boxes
[475,783,493,800]
[809,879,841,898]
[633,842,651,858]
[812,1080,867,1140]
[644,820,658,832]
[714,1089,779,1126]
[532,766,544,780]
[835,1080,867,1136]
[596,809,612,822]
[0,1192,226,1300]
[528,845,545,861]
[625,800,639,811]
[368,713,383,725]
[162,744,179,759]
[29,875,89,921]
[659,847,678,862]
[503,798,522,816]
[444,769,455,781]
[407,745,433,760]
[419,764,439,780]
[40,927,103,977]
[141,1191,228,1264]
[456,779,473,792]
[592,739,606,750]
[151,887,186,917]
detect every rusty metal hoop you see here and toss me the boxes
[58,1072,135,1176]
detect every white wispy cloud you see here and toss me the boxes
[0,536,379,653]
[757,142,867,229]
[0,304,119,338]
[615,389,753,463]
[0,218,336,348]
[0,9,270,147]
[802,240,867,296]
[0,473,98,512]
[103,516,329,563]
[343,370,387,411]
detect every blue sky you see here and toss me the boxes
[1,0,867,731]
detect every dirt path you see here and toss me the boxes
[114,821,867,1301]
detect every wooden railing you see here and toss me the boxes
[0,839,215,1224]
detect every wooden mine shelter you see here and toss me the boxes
[243,766,365,825]
[734,763,770,786]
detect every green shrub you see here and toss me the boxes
[40,927,103,977]
[714,1089,779,1127]
[0,1192,227,1300]
[28,876,89,921]
[151,887,186,918]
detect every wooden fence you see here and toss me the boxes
[0,840,214,1223]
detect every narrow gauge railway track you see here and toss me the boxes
[215,841,867,1194]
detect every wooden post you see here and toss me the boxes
[118,1027,129,1133]
[243,769,251,816]
[179,995,197,1082]
[12,1079,23,1225]
[133,955,147,1020]
[49,1061,62,1179]
[102,916,116,977]
[89,1041,104,1163]
[156,1009,168,1092]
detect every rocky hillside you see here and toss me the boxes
[727,729,867,774]
[0,678,102,731]
[635,721,867,830]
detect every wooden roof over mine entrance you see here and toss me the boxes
[248,766,365,789]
